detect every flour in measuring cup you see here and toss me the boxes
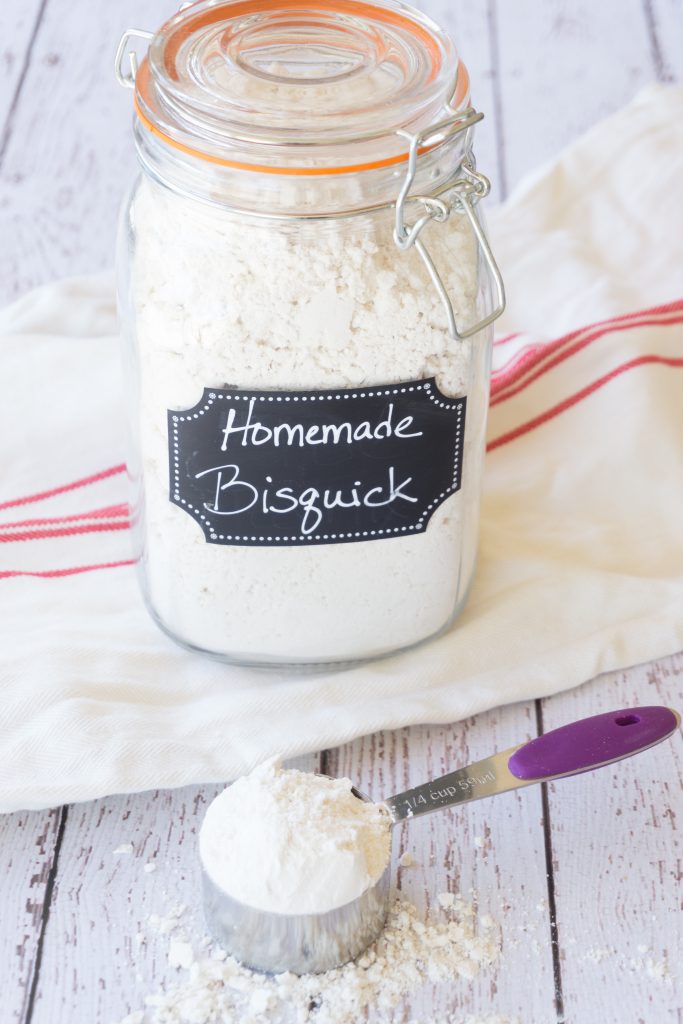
[131,175,488,661]
[117,760,504,1023]
[199,759,392,915]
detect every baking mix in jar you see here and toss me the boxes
[114,0,505,666]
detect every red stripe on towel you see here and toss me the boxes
[491,300,683,389]
[0,520,130,544]
[487,355,683,453]
[0,559,135,580]
[0,504,129,529]
[491,312,683,404]
[0,464,126,512]
[493,332,520,347]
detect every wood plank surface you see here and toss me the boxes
[326,704,559,1023]
[0,0,45,135]
[28,756,321,1024]
[646,0,682,83]
[412,0,504,203]
[0,808,64,1024]
[0,0,175,305]
[542,655,683,1024]
[494,0,658,195]
[28,786,226,1024]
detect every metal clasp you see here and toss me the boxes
[115,2,197,88]
[114,28,154,89]
[394,108,506,341]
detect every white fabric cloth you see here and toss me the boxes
[1,85,682,812]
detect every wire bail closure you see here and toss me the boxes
[114,28,154,89]
[394,108,506,341]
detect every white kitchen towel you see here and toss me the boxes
[1,85,682,812]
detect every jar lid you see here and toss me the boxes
[133,0,469,175]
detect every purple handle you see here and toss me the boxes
[508,706,679,782]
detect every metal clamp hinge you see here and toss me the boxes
[114,29,154,89]
[115,2,198,88]
[394,108,506,341]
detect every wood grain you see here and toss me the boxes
[326,703,559,1023]
[645,0,681,83]
[28,756,320,1024]
[0,0,45,138]
[411,0,504,202]
[495,0,658,193]
[541,655,683,1024]
[29,786,227,1024]
[0,0,175,304]
[0,807,63,1024]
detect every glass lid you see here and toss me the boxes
[134,0,469,173]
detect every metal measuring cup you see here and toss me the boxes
[201,706,679,975]
[202,807,390,975]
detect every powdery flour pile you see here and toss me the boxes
[199,759,391,914]
[118,894,502,1024]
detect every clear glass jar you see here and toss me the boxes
[115,0,504,666]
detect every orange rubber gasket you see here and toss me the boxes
[134,61,470,176]
[134,0,469,176]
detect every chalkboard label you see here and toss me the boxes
[168,379,466,547]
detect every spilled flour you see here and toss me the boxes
[118,894,501,1024]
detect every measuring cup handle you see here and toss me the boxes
[508,706,680,782]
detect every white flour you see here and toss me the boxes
[199,759,391,915]
[128,170,489,662]
[118,892,501,1024]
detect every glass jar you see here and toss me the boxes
[115,0,504,667]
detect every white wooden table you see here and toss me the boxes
[1,2,682,1022]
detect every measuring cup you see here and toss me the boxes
[202,705,679,974]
